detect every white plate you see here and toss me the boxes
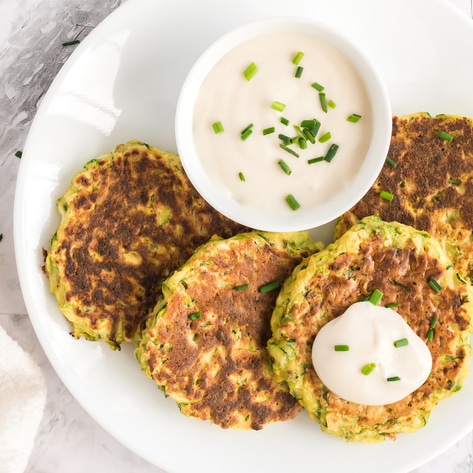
[14,0,473,472]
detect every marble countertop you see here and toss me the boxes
[1,1,472,472]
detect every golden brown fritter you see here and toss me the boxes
[335,113,473,281]
[136,231,322,430]
[268,216,473,442]
[45,140,248,349]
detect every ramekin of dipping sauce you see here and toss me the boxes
[175,17,392,232]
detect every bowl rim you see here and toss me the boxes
[175,16,392,232]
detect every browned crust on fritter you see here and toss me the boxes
[335,113,473,279]
[48,141,248,346]
[141,234,315,430]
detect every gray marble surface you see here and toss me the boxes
[1,1,472,472]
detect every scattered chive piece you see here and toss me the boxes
[295,66,304,78]
[298,138,308,150]
[278,133,291,143]
[180,280,188,289]
[380,190,394,201]
[240,128,253,141]
[328,99,337,109]
[428,276,442,293]
[285,194,301,210]
[361,363,376,376]
[324,143,339,163]
[385,302,400,308]
[244,62,258,81]
[238,172,246,182]
[278,159,292,176]
[212,121,224,134]
[394,338,409,348]
[334,344,349,352]
[293,125,305,139]
[347,113,362,123]
[303,128,316,144]
[301,119,317,129]
[456,272,468,284]
[438,130,453,142]
[189,311,201,320]
[386,156,397,167]
[280,116,290,126]
[15,150,22,158]
[427,328,434,342]
[307,156,325,164]
[392,280,412,291]
[259,280,280,293]
[449,177,462,186]
[369,289,383,305]
[62,39,80,47]
[319,131,331,143]
[280,143,299,158]
[319,92,328,113]
[387,376,401,382]
[241,123,253,134]
[430,315,439,328]
[311,121,321,137]
[234,284,249,291]
[271,101,286,112]
[292,51,304,65]
[262,127,275,135]
[311,82,324,91]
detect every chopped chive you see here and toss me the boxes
[438,130,453,142]
[428,276,442,293]
[319,92,328,113]
[293,125,305,139]
[449,177,462,186]
[303,128,316,144]
[456,272,467,284]
[311,82,324,91]
[238,172,246,182]
[278,159,292,176]
[427,328,434,342]
[301,119,318,129]
[240,123,254,140]
[324,143,339,163]
[241,123,253,134]
[15,150,22,158]
[430,315,439,328]
[189,311,201,320]
[369,289,383,305]
[259,280,280,293]
[386,157,397,168]
[347,113,362,123]
[271,101,286,112]
[387,376,401,382]
[319,131,331,143]
[292,51,304,65]
[328,99,337,109]
[392,280,412,291]
[278,133,292,143]
[280,144,299,158]
[280,116,290,126]
[298,138,308,150]
[385,302,400,308]
[244,62,258,80]
[234,284,249,291]
[62,39,80,47]
[394,338,409,348]
[361,363,376,376]
[295,66,304,78]
[334,344,349,352]
[380,190,394,201]
[262,127,275,135]
[311,121,321,138]
[307,156,325,164]
[285,194,301,210]
[180,280,188,289]
[212,121,224,134]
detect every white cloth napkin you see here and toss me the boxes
[0,324,46,473]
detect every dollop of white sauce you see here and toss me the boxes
[312,301,432,405]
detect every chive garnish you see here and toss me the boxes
[262,127,275,135]
[238,172,246,182]
[307,156,325,164]
[394,338,409,348]
[369,289,383,305]
[438,130,453,142]
[427,328,434,342]
[271,101,286,112]
[259,280,280,293]
[324,144,339,163]
[428,276,442,293]
[212,121,224,134]
[334,344,349,352]
[280,116,290,126]
[234,284,249,291]
[387,376,401,382]
[285,194,301,210]
[295,66,304,78]
[62,39,80,47]
[361,363,376,376]
[385,302,400,308]
[303,129,316,144]
[301,119,317,129]
[244,62,258,81]
[319,92,328,113]
[430,315,439,328]
[280,144,300,158]
[386,157,397,167]
[311,82,324,91]
[189,312,201,320]
[298,138,308,150]
[278,159,292,176]
[15,150,22,158]
[319,131,331,143]
[392,280,412,291]
[278,133,291,144]
[347,113,362,123]
[240,123,254,140]
[380,190,394,201]
[328,99,337,109]
[292,51,304,65]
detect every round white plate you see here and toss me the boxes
[14,0,473,472]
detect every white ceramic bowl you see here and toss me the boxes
[175,17,392,232]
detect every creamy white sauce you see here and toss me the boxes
[192,31,373,215]
[312,302,432,406]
